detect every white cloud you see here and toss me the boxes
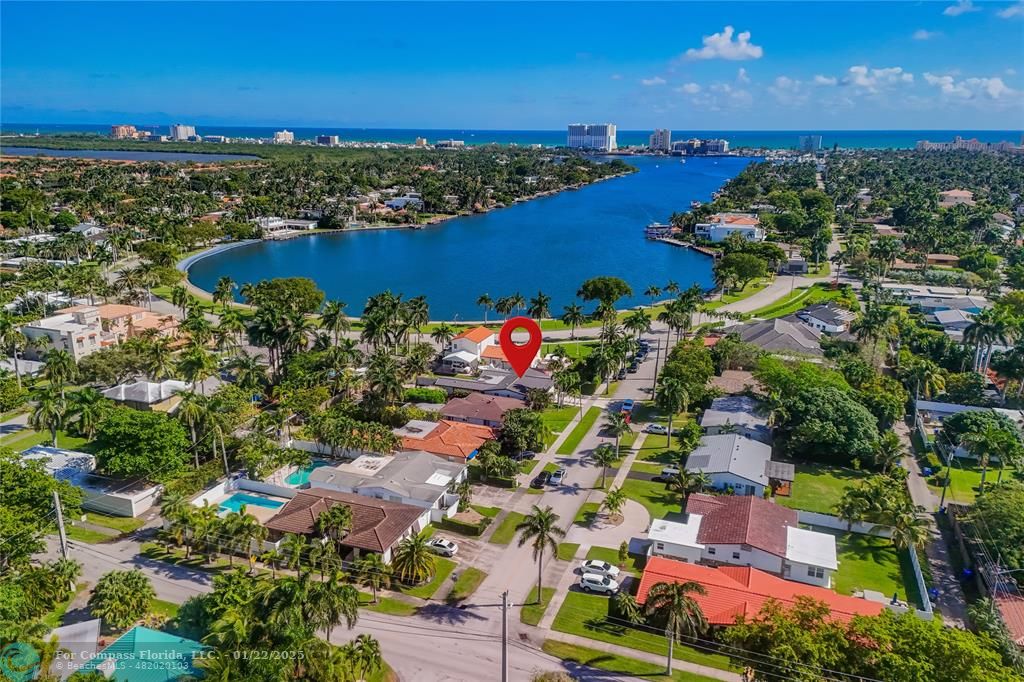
[677,82,702,94]
[998,1,1024,18]
[943,0,979,16]
[924,72,1017,99]
[641,76,666,86]
[684,26,764,61]
[842,65,914,92]
[813,75,838,86]
[1007,68,1018,75]
[768,76,808,105]
[737,68,750,83]
[610,74,623,81]
[912,29,941,40]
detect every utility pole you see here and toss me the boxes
[501,590,510,682]
[52,490,68,560]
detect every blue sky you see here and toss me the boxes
[3,1,1023,129]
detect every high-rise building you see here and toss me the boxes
[703,139,729,154]
[169,124,197,141]
[273,130,295,144]
[798,135,823,152]
[316,135,340,146]
[110,125,138,139]
[567,123,617,151]
[414,137,428,147]
[649,129,672,152]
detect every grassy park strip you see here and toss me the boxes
[488,511,527,545]
[447,567,487,602]
[557,406,601,455]
[520,586,556,626]
[541,640,725,682]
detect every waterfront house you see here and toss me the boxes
[384,195,425,211]
[636,557,884,625]
[644,494,838,588]
[265,488,428,563]
[732,317,824,357]
[440,393,525,428]
[699,396,771,444]
[795,303,857,334]
[102,379,191,413]
[59,303,179,342]
[393,419,495,462]
[694,213,765,243]
[254,216,319,236]
[306,450,466,522]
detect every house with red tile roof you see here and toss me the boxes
[695,212,765,243]
[636,556,885,626]
[440,393,525,428]
[393,419,495,462]
[645,493,838,588]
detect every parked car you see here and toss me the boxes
[579,573,620,594]
[514,450,537,461]
[616,368,627,380]
[620,399,635,412]
[638,339,650,350]
[645,424,669,435]
[660,465,681,480]
[531,471,551,488]
[550,468,567,485]
[581,560,620,579]
[428,538,459,557]
[627,363,639,373]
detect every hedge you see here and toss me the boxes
[405,387,448,404]
[438,516,492,537]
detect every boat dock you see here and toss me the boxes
[654,237,720,258]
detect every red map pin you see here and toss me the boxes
[499,316,542,378]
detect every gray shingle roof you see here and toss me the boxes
[308,450,465,504]
[700,396,770,432]
[735,317,823,356]
[685,434,772,486]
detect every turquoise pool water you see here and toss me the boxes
[286,460,330,486]
[219,493,286,514]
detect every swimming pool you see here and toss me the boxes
[285,460,331,486]
[219,493,286,514]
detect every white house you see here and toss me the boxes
[20,307,106,362]
[645,494,838,588]
[685,434,776,496]
[448,326,496,357]
[694,213,765,243]
[70,222,107,239]
[796,304,857,334]
[307,450,466,522]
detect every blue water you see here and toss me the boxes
[188,155,740,320]
[219,492,286,514]
[1,146,257,162]
[4,124,1022,150]
[285,460,330,486]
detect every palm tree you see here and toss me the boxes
[391,532,436,585]
[314,571,360,640]
[43,348,77,399]
[68,387,108,439]
[624,309,652,339]
[213,275,236,312]
[644,581,708,675]
[227,351,268,393]
[885,507,930,551]
[430,323,457,351]
[30,386,66,447]
[315,504,353,547]
[644,285,662,306]
[476,293,494,323]
[962,424,1015,496]
[0,312,26,389]
[527,291,552,319]
[560,304,586,340]
[604,411,632,456]
[591,443,620,489]
[872,432,904,473]
[655,377,688,442]
[177,344,217,395]
[320,300,351,345]
[668,470,710,515]
[144,337,177,380]
[176,391,207,467]
[348,634,383,682]
[515,505,566,600]
[281,533,309,574]
[602,487,627,520]
[354,553,393,603]
[231,508,267,573]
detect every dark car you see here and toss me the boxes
[627,363,639,373]
[616,368,627,380]
[515,450,537,461]
[530,471,550,489]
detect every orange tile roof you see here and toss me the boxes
[994,594,1024,646]
[400,420,495,460]
[60,303,146,319]
[712,213,760,226]
[481,346,507,360]
[636,556,885,625]
[453,326,495,343]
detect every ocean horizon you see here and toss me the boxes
[2,123,1022,150]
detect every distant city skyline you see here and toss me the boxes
[3,1,1023,130]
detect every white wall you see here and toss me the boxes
[649,541,702,564]
[707,473,763,497]
[783,559,833,588]
[702,544,782,574]
[797,510,893,538]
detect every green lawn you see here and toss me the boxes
[747,283,851,319]
[488,511,526,545]
[471,505,501,518]
[630,461,667,476]
[551,592,734,672]
[541,341,598,360]
[0,428,91,452]
[150,599,180,621]
[542,640,723,682]
[358,591,419,617]
[557,406,601,455]
[400,557,457,600]
[66,526,116,544]
[926,463,993,505]
[42,582,87,629]
[775,463,870,515]
[520,586,556,626]
[618,428,639,453]
[620,478,679,521]
[542,405,582,448]
[703,277,770,310]
[573,502,601,526]
[585,546,645,577]
[447,567,487,602]
[557,543,581,561]
[85,512,145,534]
[518,458,540,475]
[809,526,924,609]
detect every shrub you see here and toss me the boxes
[404,387,447,404]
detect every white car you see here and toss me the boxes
[428,538,459,557]
[660,465,681,480]
[550,468,567,485]
[581,560,620,579]
[645,424,669,435]
[579,573,620,594]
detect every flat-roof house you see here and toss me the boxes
[694,213,765,243]
[265,488,428,563]
[911,295,989,315]
[59,303,179,342]
[254,217,319,236]
[70,222,107,239]
[796,303,857,334]
[393,419,495,462]
[932,308,975,334]
[102,379,190,413]
[636,557,884,625]
[21,306,105,361]
[307,450,466,522]
[427,367,553,400]
[645,493,838,588]
[733,317,823,357]
[440,393,525,428]
[699,396,771,444]
[926,253,960,267]
[21,445,162,517]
